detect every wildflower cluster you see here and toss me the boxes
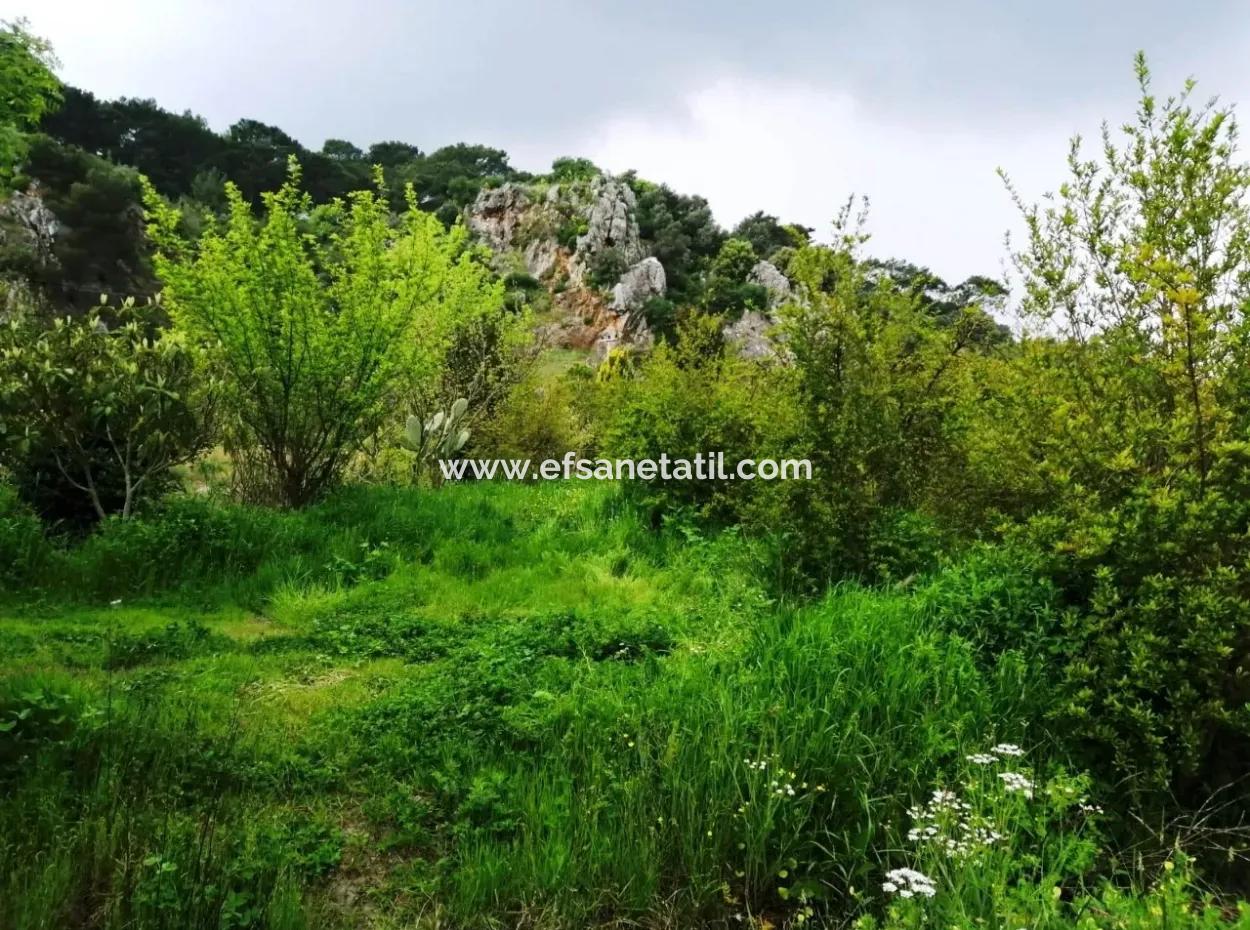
[905,788,1003,859]
[882,868,936,899]
[997,771,1035,798]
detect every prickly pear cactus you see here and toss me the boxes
[401,398,471,481]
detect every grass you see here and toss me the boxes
[0,482,1239,928]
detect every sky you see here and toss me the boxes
[7,0,1250,283]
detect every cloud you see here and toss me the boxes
[11,0,1250,282]
[579,75,1075,281]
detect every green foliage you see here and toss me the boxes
[4,134,156,312]
[766,210,975,583]
[585,245,629,289]
[549,156,599,182]
[640,295,678,340]
[599,314,802,521]
[0,296,214,523]
[475,370,589,462]
[625,172,725,303]
[990,55,1250,799]
[865,258,1011,344]
[731,210,811,260]
[0,19,61,186]
[704,236,767,317]
[391,142,516,222]
[146,160,503,507]
[1,481,1248,927]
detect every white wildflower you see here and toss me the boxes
[884,868,936,899]
[992,743,1024,758]
[998,771,1034,798]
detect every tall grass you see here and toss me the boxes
[0,481,1241,928]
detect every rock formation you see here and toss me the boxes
[748,260,790,308]
[0,187,60,272]
[464,173,660,357]
[610,257,665,313]
[723,262,793,359]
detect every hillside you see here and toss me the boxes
[2,85,1006,363]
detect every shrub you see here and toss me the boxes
[475,371,589,462]
[598,314,801,523]
[145,159,502,507]
[918,544,1063,662]
[0,297,214,523]
[987,58,1250,802]
[585,246,629,289]
[762,216,977,584]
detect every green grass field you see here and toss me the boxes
[0,483,1237,929]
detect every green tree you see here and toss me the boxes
[0,296,214,522]
[549,156,599,182]
[145,159,504,507]
[626,173,725,304]
[4,134,155,312]
[703,237,767,317]
[0,19,61,185]
[321,138,365,162]
[776,201,975,582]
[731,210,810,260]
[996,55,1250,797]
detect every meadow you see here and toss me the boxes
[2,482,1243,929]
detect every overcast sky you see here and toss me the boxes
[8,1,1250,282]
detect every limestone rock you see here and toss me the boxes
[724,310,778,360]
[576,175,642,264]
[464,183,531,254]
[748,260,791,308]
[610,256,666,313]
[0,188,60,269]
[523,237,560,280]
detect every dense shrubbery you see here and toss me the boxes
[0,296,214,524]
[598,314,801,522]
[145,161,504,506]
[594,62,1250,811]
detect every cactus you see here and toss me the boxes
[402,398,471,480]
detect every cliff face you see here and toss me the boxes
[465,174,659,358]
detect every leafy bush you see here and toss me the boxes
[0,297,214,524]
[0,21,61,186]
[918,544,1063,662]
[548,156,599,182]
[598,314,801,522]
[475,370,589,462]
[585,245,629,289]
[145,159,503,507]
[703,236,766,317]
[987,58,1250,801]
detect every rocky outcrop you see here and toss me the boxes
[571,175,643,279]
[523,237,560,280]
[465,173,656,356]
[748,260,790,308]
[464,183,531,254]
[0,187,60,270]
[610,257,665,313]
[723,310,779,360]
